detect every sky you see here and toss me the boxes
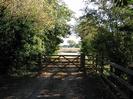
[63,0,85,18]
[60,0,85,45]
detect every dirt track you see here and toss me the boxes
[0,70,115,99]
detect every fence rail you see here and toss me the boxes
[38,54,97,74]
[38,54,133,98]
[97,61,133,99]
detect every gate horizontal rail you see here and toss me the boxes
[39,54,97,73]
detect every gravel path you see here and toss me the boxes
[0,70,115,99]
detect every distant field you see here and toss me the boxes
[58,52,80,55]
[58,48,80,52]
[57,48,80,55]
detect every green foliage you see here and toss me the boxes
[114,0,133,6]
[76,15,98,54]
[77,0,133,66]
[67,40,78,48]
[0,0,72,75]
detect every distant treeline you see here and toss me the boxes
[58,48,80,53]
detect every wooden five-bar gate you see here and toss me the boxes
[39,54,97,73]
[38,54,133,99]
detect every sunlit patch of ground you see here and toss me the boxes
[0,68,115,99]
[39,71,83,79]
[37,89,63,98]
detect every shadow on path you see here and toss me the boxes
[0,70,115,99]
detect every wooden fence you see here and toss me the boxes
[1,52,132,98]
[97,60,133,99]
[77,54,133,99]
[38,54,133,99]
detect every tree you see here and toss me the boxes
[44,3,72,55]
[77,0,133,67]
[114,0,128,6]
[67,40,77,48]
[0,0,72,75]
[76,14,98,54]
[114,0,133,6]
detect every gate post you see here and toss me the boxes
[96,54,98,73]
[38,54,42,70]
[128,64,133,99]
[80,53,86,76]
[100,52,104,74]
